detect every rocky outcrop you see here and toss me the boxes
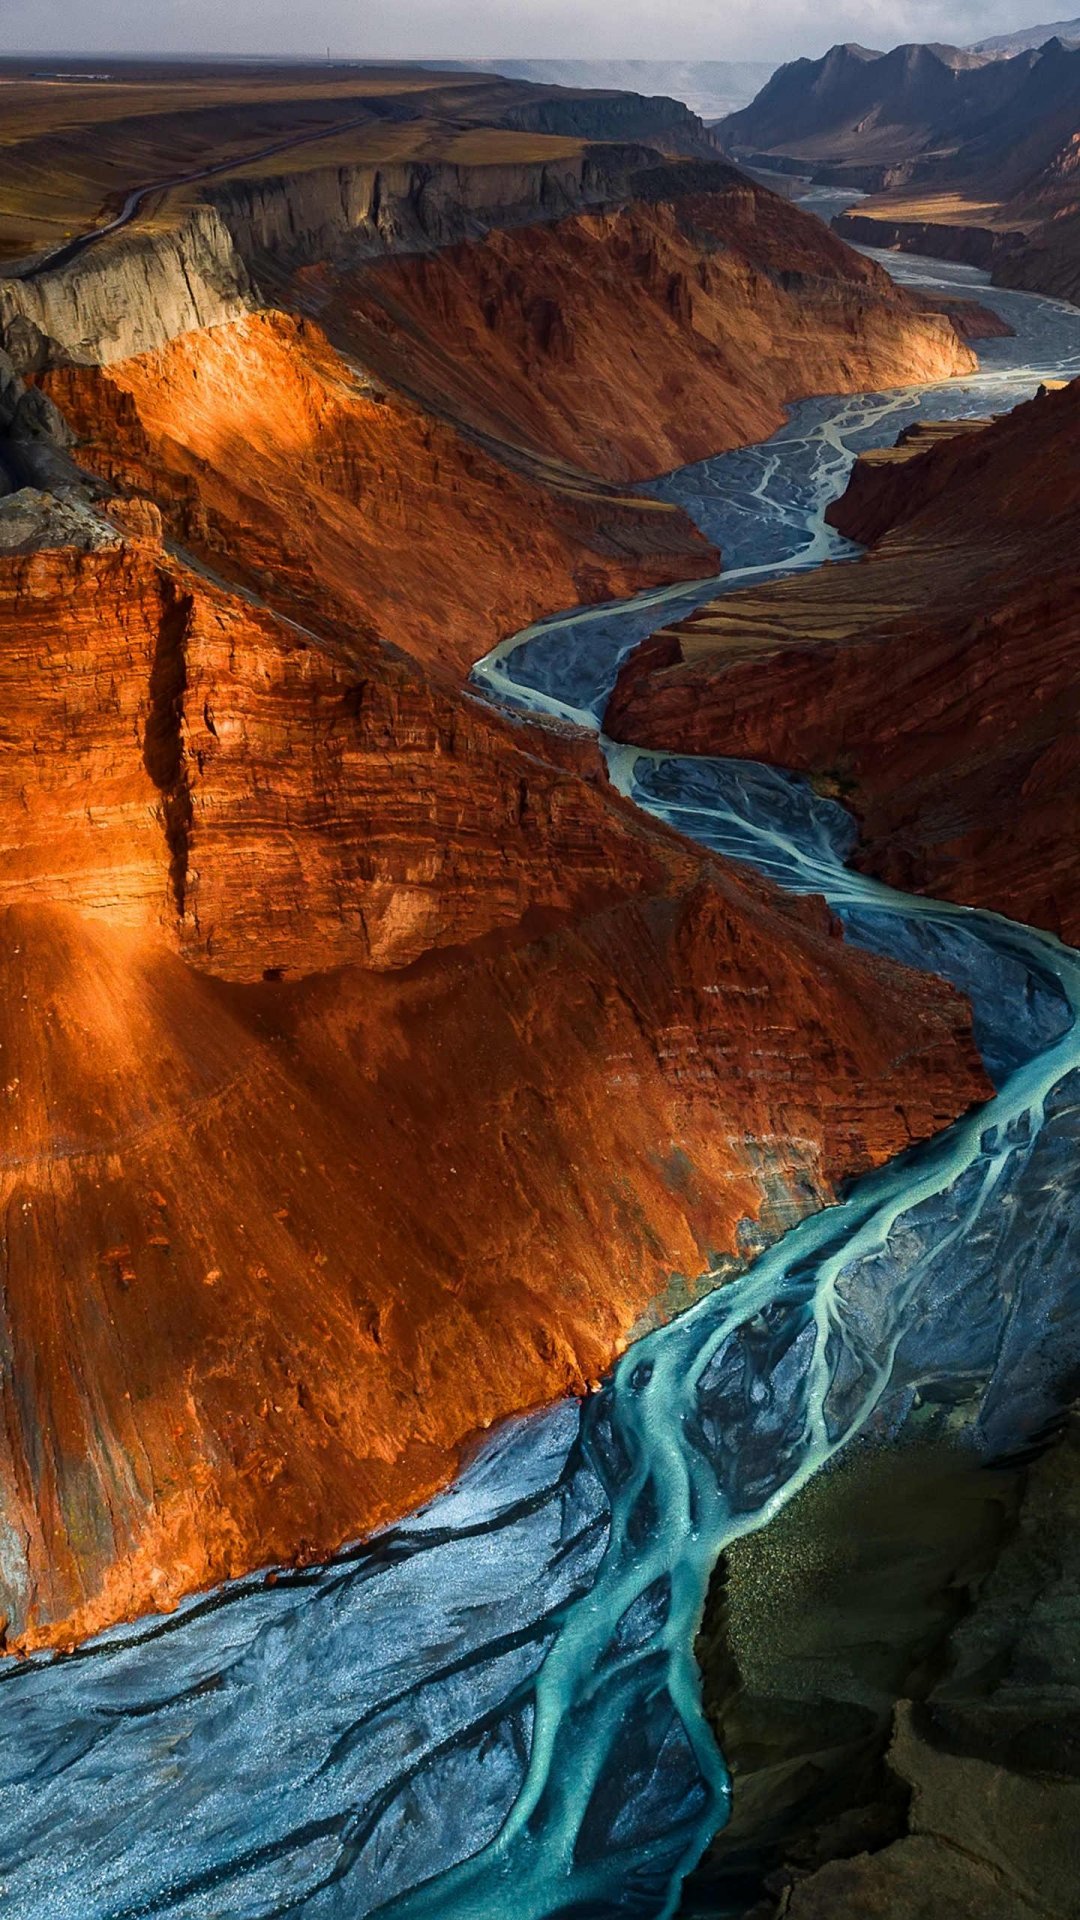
[769,1420,1080,1917]
[690,1417,1080,1919]
[0,204,256,370]
[0,140,662,370]
[0,486,117,553]
[909,290,1016,340]
[294,177,975,485]
[206,145,659,281]
[0,141,702,371]
[495,90,721,156]
[833,208,1027,274]
[0,534,683,966]
[777,1707,1080,1918]
[0,515,992,1652]
[995,204,1080,301]
[43,311,718,680]
[820,415,995,540]
[606,377,1080,943]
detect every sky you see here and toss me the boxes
[0,0,1072,66]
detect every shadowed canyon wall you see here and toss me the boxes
[606,378,1080,944]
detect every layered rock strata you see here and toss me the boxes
[0,110,998,1652]
[294,169,977,482]
[0,524,992,1652]
[33,174,975,686]
[42,311,718,680]
[0,142,685,368]
[606,378,1080,942]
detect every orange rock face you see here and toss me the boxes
[45,312,718,681]
[0,878,986,1654]
[0,522,992,1654]
[0,175,995,1652]
[293,181,976,483]
[607,378,1080,942]
[0,542,682,978]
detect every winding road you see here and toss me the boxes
[7,112,382,280]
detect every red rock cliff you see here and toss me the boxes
[292,181,976,484]
[44,313,718,682]
[0,516,993,1654]
[0,163,994,1652]
[606,378,1080,942]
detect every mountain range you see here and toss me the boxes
[972,13,1080,53]
[720,32,1080,298]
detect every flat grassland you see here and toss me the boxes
[0,62,588,264]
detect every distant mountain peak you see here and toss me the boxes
[971,15,1080,55]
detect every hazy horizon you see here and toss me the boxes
[1,1,1073,67]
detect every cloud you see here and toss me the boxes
[0,0,1065,65]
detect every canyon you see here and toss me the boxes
[0,46,1077,1920]
[0,66,989,1655]
[606,373,1080,944]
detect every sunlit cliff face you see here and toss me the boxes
[0,451,986,1653]
[0,154,994,1653]
[44,311,718,682]
[0,786,988,1653]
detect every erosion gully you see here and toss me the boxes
[3,248,1080,1920]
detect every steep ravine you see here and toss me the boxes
[2,615,1075,1919]
[0,199,989,1650]
[0,247,1078,1920]
[0,511,988,1655]
[291,165,975,481]
[22,166,975,695]
[606,318,1080,945]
